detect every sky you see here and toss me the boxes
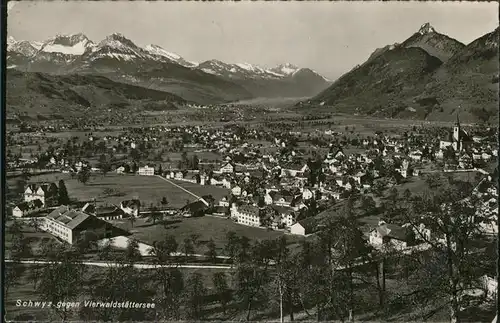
[7,1,499,79]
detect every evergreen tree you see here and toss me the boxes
[205,239,218,263]
[184,273,207,319]
[213,272,231,315]
[58,179,70,205]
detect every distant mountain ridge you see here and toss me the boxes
[6,69,187,122]
[7,33,331,102]
[305,23,499,123]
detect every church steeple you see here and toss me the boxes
[453,107,462,149]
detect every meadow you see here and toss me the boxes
[111,215,300,255]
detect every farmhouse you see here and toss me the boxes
[272,205,296,228]
[120,199,141,217]
[82,203,126,221]
[181,200,208,217]
[290,217,321,236]
[218,162,235,174]
[369,221,415,250]
[42,206,117,244]
[12,200,44,218]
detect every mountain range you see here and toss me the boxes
[306,23,499,123]
[6,33,330,104]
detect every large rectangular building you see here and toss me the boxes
[43,206,118,244]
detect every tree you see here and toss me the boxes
[77,166,91,185]
[161,196,169,206]
[182,238,195,260]
[98,240,114,261]
[234,261,270,321]
[425,173,442,189]
[184,273,207,319]
[403,188,412,201]
[98,154,111,176]
[190,233,201,247]
[191,155,200,170]
[79,262,154,321]
[388,187,399,203]
[205,239,217,263]
[35,245,87,320]
[4,263,25,304]
[147,206,162,225]
[213,272,231,315]
[28,217,43,232]
[373,180,386,197]
[125,239,141,264]
[361,195,377,215]
[75,230,99,254]
[181,151,188,167]
[322,216,372,321]
[58,180,70,205]
[130,149,140,161]
[7,220,23,236]
[10,233,32,260]
[224,231,239,264]
[150,236,184,320]
[131,162,138,174]
[128,215,137,228]
[404,177,485,323]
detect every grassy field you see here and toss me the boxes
[61,173,205,208]
[111,216,300,255]
[15,173,202,208]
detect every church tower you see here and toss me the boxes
[453,111,461,142]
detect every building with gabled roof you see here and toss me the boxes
[24,182,58,206]
[290,217,322,236]
[42,206,120,244]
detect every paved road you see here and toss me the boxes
[5,259,233,270]
[152,175,209,207]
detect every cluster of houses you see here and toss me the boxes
[8,114,498,248]
[12,183,59,217]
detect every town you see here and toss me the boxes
[4,112,498,321]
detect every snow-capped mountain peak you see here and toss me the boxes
[144,44,198,67]
[269,63,300,76]
[99,33,139,50]
[418,22,436,35]
[7,39,39,57]
[235,62,265,73]
[6,32,329,83]
[146,44,181,60]
[40,32,95,56]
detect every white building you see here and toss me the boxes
[302,188,313,200]
[232,185,242,196]
[138,165,155,176]
[42,206,114,244]
[234,205,261,227]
